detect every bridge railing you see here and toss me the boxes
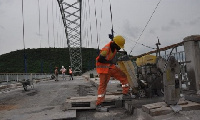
[162,51,185,63]
[0,73,52,83]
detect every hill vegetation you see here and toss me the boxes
[0,48,99,74]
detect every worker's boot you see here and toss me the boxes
[122,93,136,100]
[96,104,109,112]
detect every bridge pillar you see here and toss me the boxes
[184,35,200,92]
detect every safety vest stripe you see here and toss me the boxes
[98,94,105,97]
[122,84,129,87]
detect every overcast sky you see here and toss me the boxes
[0,0,200,56]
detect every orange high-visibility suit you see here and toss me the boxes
[96,41,129,105]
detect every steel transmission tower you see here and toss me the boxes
[57,0,82,74]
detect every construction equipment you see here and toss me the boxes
[117,55,138,93]
[135,55,163,98]
[20,79,34,91]
[118,54,181,105]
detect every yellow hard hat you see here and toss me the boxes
[113,35,125,48]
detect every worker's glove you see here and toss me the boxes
[118,50,127,55]
[110,58,118,65]
[123,51,127,55]
[109,34,114,40]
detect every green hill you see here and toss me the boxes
[0,48,99,74]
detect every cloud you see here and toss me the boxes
[189,17,200,25]
[161,26,171,31]
[161,19,181,31]
[169,19,181,27]
[0,1,3,6]
[0,0,13,16]
[0,0,12,7]
[122,20,140,39]
[0,25,5,30]
[149,29,156,34]
[36,33,43,37]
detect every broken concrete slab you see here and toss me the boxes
[142,100,200,116]
[63,95,122,110]
[126,97,164,109]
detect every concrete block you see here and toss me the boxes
[63,95,121,110]
[142,100,200,116]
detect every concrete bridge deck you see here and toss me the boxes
[1,74,200,120]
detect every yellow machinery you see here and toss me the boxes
[118,54,181,104]
[117,56,138,93]
[136,54,157,67]
[118,55,163,98]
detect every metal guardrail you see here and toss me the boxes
[0,73,52,83]
[162,51,185,63]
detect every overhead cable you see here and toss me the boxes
[22,0,25,49]
[124,36,156,49]
[98,0,104,48]
[109,0,114,40]
[129,0,162,55]
[52,0,55,48]
[38,0,43,73]
[47,1,50,47]
[38,0,41,48]
[21,0,27,73]
[114,31,156,50]
[82,0,87,48]
[93,0,99,48]
[88,0,92,47]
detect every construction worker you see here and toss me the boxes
[60,66,66,80]
[54,67,59,81]
[95,35,133,112]
[69,66,73,80]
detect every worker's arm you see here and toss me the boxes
[98,55,117,64]
[98,49,118,64]
[98,55,113,64]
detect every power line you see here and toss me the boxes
[21,0,27,73]
[124,35,156,49]
[21,0,25,49]
[81,0,87,48]
[94,0,99,49]
[88,0,92,47]
[52,0,55,48]
[98,0,104,49]
[38,0,41,48]
[129,0,162,55]
[109,0,114,40]
[38,0,44,73]
[114,30,156,50]
[47,1,50,48]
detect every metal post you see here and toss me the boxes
[17,74,19,82]
[6,74,8,83]
[30,73,32,81]
[57,0,82,75]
